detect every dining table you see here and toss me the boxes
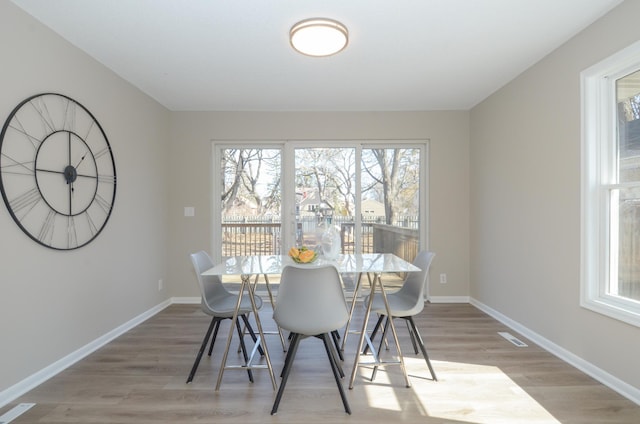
[201,252,421,390]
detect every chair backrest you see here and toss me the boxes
[190,251,231,314]
[397,251,436,305]
[273,264,349,336]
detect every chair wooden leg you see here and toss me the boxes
[235,320,254,382]
[271,333,302,415]
[321,333,351,414]
[406,317,437,381]
[187,316,218,383]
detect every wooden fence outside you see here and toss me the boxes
[221,218,419,266]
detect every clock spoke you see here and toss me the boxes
[83,210,98,236]
[94,193,113,214]
[38,208,57,245]
[98,174,116,184]
[81,121,97,144]
[93,146,111,160]
[67,215,78,249]
[8,187,41,219]
[8,118,42,150]
[62,99,76,132]
[75,172,98,180]
[29,97,57,133]
[35,167,66,176]
[1,153,35,176]
[67,131,72,167]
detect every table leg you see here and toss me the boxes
[349,272,411,389]
[215,273,277,391]
[259,274,287,351]
[375,272,411,388]
[349,273,375,389]
[340,272,363,352]
[246,274,277,390]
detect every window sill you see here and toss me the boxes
[581,295,640,328]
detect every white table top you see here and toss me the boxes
[202,253,420,276]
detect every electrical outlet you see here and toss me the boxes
[158,279,163,291]
[439,273,447,284]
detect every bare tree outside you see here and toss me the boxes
[217,144,424,258]
[362,148,420,225]
[295,148,356,218]
[221,148,281,217]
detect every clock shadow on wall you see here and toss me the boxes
[0,93,116,250]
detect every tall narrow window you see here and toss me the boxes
[613,69,640,302]
[362,147,421,260]
[219,147,282,257]
[581,40,640,327]
[294,147,356,252]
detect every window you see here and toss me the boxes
[293,145,424,259]
[581,40,640,327]
[212,140,428,266]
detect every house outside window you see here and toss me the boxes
[581,40,640,327]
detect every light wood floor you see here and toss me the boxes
[4,302,640,423]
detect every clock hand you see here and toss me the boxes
[69,179,73,216]
[75,152,87,168]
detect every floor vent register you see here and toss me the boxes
[498,331,528,347]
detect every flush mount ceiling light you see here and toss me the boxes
[290,18,348,57]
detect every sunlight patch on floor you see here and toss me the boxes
[362,371,402,411]
[361,357,561,424]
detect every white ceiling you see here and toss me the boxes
[10,0,623,111]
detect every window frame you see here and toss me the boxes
[212,139,429,265]
[581,39,640,327]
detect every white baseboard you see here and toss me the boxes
[0,299,172,408]
[171,296,200,304]
[470,297,640,406]
[428,295,470,303]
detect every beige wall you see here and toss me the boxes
[470,0,640,390]
[6,0,639,407]
[0,1,170,392]
[167,111,470,300]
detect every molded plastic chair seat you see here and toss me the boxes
[365,251,437,381]
[186,251,263,383]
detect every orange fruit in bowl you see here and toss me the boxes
[298,249,316,263]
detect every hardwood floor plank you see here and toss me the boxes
[2,303,640,423]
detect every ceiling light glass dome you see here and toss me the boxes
[290,18,348,57]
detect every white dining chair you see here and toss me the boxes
[271,264,351,415]
[186,251,264,384]
[364,250,437,381]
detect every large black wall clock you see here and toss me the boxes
[0,93,116,250]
